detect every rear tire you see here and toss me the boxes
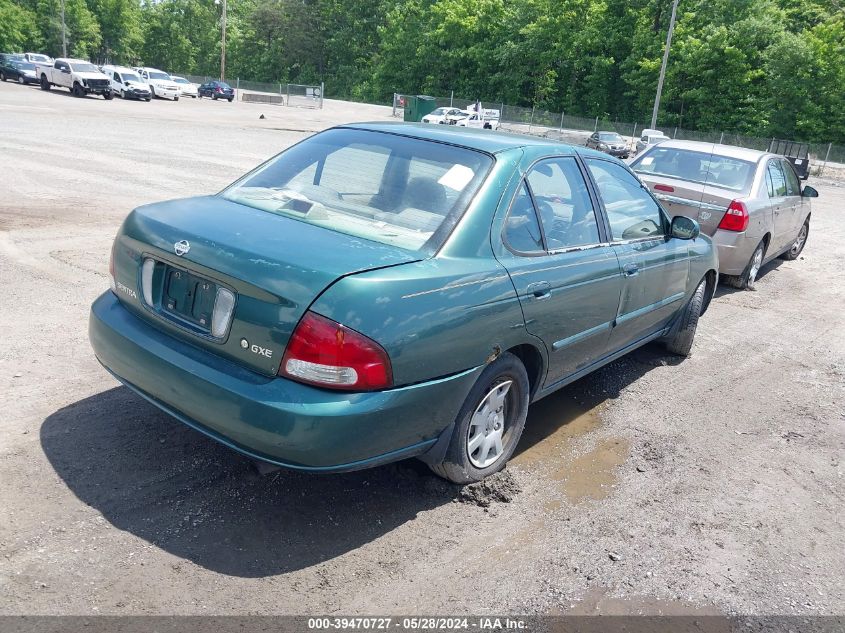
[228,96,233,102]
[18,76,25,84]
[212,93,218,100]
[723,240,766,290]
[428,352,529,484]
[0,72,5,81]
[780,219,809,261]
[40,75,50,90]
[663,278,707,357]
[174,96,179,101]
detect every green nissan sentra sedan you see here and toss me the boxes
[89,123,718,483]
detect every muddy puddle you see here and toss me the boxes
[512,390,629,504]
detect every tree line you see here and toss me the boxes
[2,0,843,143]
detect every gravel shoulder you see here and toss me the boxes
[1,82,843,616]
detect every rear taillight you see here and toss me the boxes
[109,240,117,292]
[215,87,222,93]
[718,200,750,232]
[280,311,393,391]
[654,183,674,192]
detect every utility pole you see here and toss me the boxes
[60,0,67,57]
[220,0,227,81]
[651,0,679,129]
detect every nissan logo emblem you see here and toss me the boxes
[174,240,190,256]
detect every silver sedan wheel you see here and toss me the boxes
[466,380,512,468]
[747,246,764,288]
[790,224,808,257]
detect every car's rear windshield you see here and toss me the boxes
[173,77,189,83]
[599,133,623,141]
[18,62,35,70]
[632,146,755,192]
[222,127,493,252]
[217,82,231,89]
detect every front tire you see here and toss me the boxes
[150,86,156,99]
[724,240,766,290]
[429,352,530,484]
[72,82,84,97]
[228,96,233,102]
[663,278,707,357]
[103,91,113,100]
[174,96,179,101]
[18,76,25,84]
[0,72,5,81]
[780,219,809,261]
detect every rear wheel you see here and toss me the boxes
[228,96,233,102]
[174,95,179,101]
[40,75,50,90]
[780,219,809,261]
[0,72,5,81]
[663,278,707,357]
[428,352,529,484]
[212,93,218,100]
[724,239,765,290]
[18,76,25,84]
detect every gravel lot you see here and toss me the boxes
[1,81,843,618]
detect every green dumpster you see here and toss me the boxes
[403,95,438,122]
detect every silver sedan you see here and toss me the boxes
[631,140,816,289]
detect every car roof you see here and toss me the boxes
[338,122,604,156]
[649,139,769,163]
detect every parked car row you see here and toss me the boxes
[421,106,501,130]
[91,122,814,486]
[1,53,236,103]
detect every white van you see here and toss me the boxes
[135,67,180,100]
[101,65,151,101]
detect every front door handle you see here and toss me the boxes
[623,263,639,277]
[526,281,551,300]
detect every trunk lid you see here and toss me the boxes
[640,173,739,237]
[113,195,420,376]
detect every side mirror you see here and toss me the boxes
[802,185,819,198]
[671,215,700,240]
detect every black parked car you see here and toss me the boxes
[585,131,630,159]
[0,59,37,84]
[197,80,234,101]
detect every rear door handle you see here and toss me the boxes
[623,263,639,277]
[526,281,551,300]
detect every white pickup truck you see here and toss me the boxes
[36,58,113,99]
[455,108,500,130]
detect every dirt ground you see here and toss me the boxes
[1,81,843,617]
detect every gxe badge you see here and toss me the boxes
[174,240,190,256]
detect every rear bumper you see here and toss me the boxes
[711,230,758,275]
[89,291,479,472]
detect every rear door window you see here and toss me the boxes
[503,183,544,254]
[781,160,801,196]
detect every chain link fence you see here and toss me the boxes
[175,74,324,108]
[393,92,845,175]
